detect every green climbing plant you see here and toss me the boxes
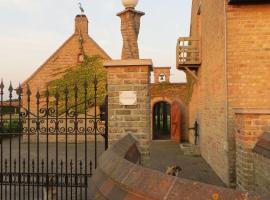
[154,82,172,94]
[48,55,107,114]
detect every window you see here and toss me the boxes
[158,73,166,83]
[77,53,84,63]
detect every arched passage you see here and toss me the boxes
[152,101,171,140]
[151,97,186,142]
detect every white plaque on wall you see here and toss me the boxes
[119,91,137,106]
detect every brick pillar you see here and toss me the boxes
[104,59,152,166]
[117,8,145,59]
[234,109,270,192]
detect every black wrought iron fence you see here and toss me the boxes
[0,78,108,200]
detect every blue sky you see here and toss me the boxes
[0,0,191,87]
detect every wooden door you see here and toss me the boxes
[171,101,181,142]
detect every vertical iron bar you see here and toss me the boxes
[105,96,108,150]
[51,160,54,200]
[74,84,78,199]
[8,82,13,200]
[32,160,35,200]
[36,90,40,200]
[0,80,4,200]
[83,80,88,200]
[22,160,25,200]
[60,160,63,200]
[45,88,49,200]
[94,77,97,168]
[89,161,92,177]
[41,160,44,200]
[26,85,31,199]
[13,160,16,200]
[4,159,7,199]
[64,86,68,200]
[70,160,73,200]
[79,161,82,200]
[17,84,22,200]
[55,90,59,200]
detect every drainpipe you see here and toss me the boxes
[224,0,233,188]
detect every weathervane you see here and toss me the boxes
[78,2,85,14]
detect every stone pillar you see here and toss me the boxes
[117,8,145,59]
[234,109,270,192]
[104,59,152,166]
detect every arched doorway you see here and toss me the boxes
[153,101,171,140]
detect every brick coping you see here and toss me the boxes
[234,108,270,115]
[90,134,262,200]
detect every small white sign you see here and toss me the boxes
[119,91,137,106]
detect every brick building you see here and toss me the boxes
[21,14,111,108]
[177,0,270,196]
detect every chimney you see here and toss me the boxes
[75,15,88,34]
[117,0,145,59]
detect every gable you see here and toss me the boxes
[22,33,111,89]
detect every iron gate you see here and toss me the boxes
[0,78,108,199]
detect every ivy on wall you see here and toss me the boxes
[154,82,173,94]
[48,55,107,113]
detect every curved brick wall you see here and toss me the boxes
[90,134,262,200]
